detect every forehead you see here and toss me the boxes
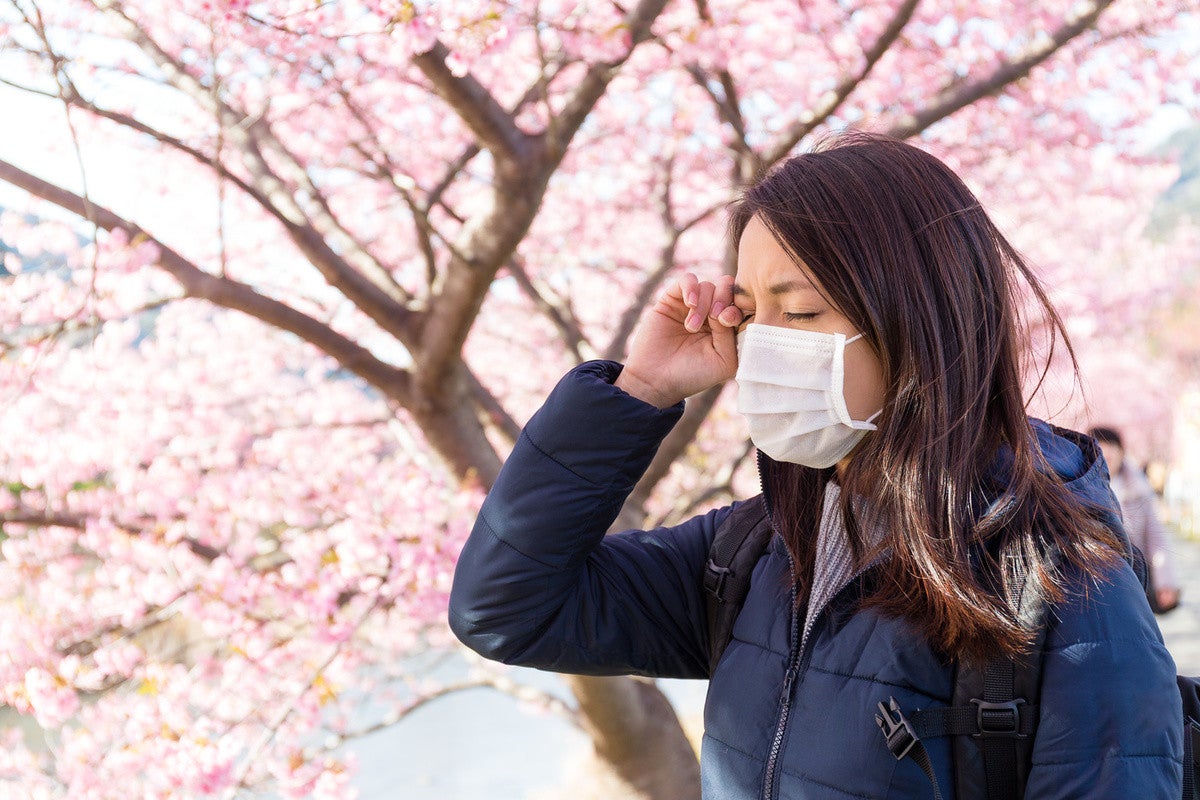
[733,215,820,297]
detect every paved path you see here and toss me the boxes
[1157,529,1200,674]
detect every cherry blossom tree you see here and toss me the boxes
[0,0,1198,796]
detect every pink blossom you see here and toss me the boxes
[23,667,80,728]
[0,0,1195,794]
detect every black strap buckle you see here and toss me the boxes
[876,697,919,760]
[971,698,1026,738]
[703,559,731,601]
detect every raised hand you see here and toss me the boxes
[614,272,744,408]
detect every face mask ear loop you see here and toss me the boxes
[840,332,881,429]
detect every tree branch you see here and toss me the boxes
[0,509,222,561]
[86,0,421,341]
[427,145,480,213]
[407,51,607,396]
[885,0,1116,139]
[411,0,672,402]
[686,2,750,155]
[0,158,414,403]
[686,64,751,155]
[60,595,188,658]
[763,0,922,164]
[326,675,581,748]
[1,296,179,353]
[647,439,754,528]
[401,72,569,301]
[616,382,728,528]
[603,250,676,363]
[232,599,378,789]
[605,159,682,361]
[410,40,532,168]
[464,368,522,447]
[610,191,743,526]
[679,198,728,234]
[541,0,672,167]
[6,75,267,213]
[82,91,414,319]
[422,59,570,212]
[308,55,416,300]
[508,256,596,363]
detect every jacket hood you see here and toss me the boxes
[1026,418,1120,515]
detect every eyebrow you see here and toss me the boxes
[731,279,815,297]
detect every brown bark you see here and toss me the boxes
[564,675,702,800]
[416,190,547,395]
[407,361,506,490]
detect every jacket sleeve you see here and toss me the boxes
[447,360,733,679]
[1024,559,1183,798]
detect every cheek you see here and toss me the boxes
[841,347,886,420]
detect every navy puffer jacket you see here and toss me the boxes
[449,361,1183,799]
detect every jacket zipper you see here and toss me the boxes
[758,449,793,800]
[758,452,822,800]
[762,572,871,800]
[755,453,881,799]
[762,566,801,800]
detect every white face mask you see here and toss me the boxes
[735,323,882,469]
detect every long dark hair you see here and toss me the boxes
[729,131,1121,664]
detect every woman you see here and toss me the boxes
[1090,425,1182,614]
[449,133,1182,798]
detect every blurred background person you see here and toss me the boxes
[1090,426,1182,614]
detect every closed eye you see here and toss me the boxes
[785,312,819,322]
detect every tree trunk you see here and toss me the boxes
[409,361,505,489]
[563,675,702,800]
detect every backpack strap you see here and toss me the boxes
[871,433,1164,800]
[955,628,1046,800]
[876,547,1052,800]
[703,495,773,675]
[876,698,947,800]
[876,628,1044,800]
[1185,717,1200,800]
[952,552,1051,800]
[1178,676,1200,800]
